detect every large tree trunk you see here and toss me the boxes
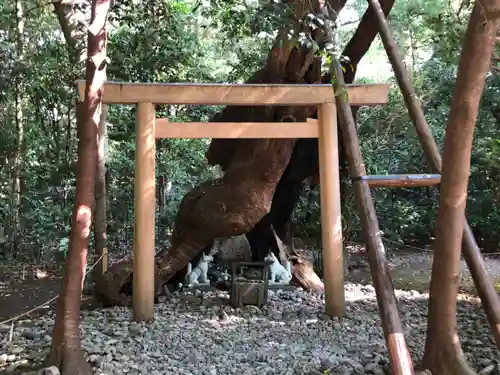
[421,1,500,374]
[156,0,346,286]
[93,0,402,304]
[47,1,110,374]
[159,0,399,286]
[244,0,397,277]
[158,136,298,276]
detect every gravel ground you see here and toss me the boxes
[346,245,500,295]
[0,283,499,375]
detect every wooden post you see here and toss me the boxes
[318,102,345,318]
[133,102,156,322]
[369,0,500,348]
[330,58,414,374]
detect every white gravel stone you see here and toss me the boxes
[0,283,498,374]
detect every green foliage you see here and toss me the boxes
[292,0,500,250]
[1,0,499,264]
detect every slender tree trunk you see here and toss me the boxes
[54,0,110,282]
[47,1,111,374]
[53,0,87,64]
[408,28,416,74]
[93,104,108,279]
[422,1,500,374]
[369,0,500,348]
[66,107,72,163]
[10,0,24,256]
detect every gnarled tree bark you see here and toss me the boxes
[94,0,398,304]
[244,0,397,282]
[157,0,344,287]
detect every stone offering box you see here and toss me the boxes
[230,261,271,308]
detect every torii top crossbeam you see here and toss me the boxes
[76,80,390,106]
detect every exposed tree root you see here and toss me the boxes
[46,345,92,375]
[46,294,92,375]
[421,343,477,375]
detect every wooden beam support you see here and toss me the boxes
[318,102,344,318]
[155,118,319,139]
[76,80,390,106]
[331,56,414,374]
[369,0,500,349]
[133,102,156,323]
[362,174,441,188]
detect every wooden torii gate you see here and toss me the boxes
[77,80,421,373]
[75,80,394,315]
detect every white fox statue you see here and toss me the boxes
[264,251,292,284]
[185,253,213,286]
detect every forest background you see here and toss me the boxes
[0,0,499,265]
